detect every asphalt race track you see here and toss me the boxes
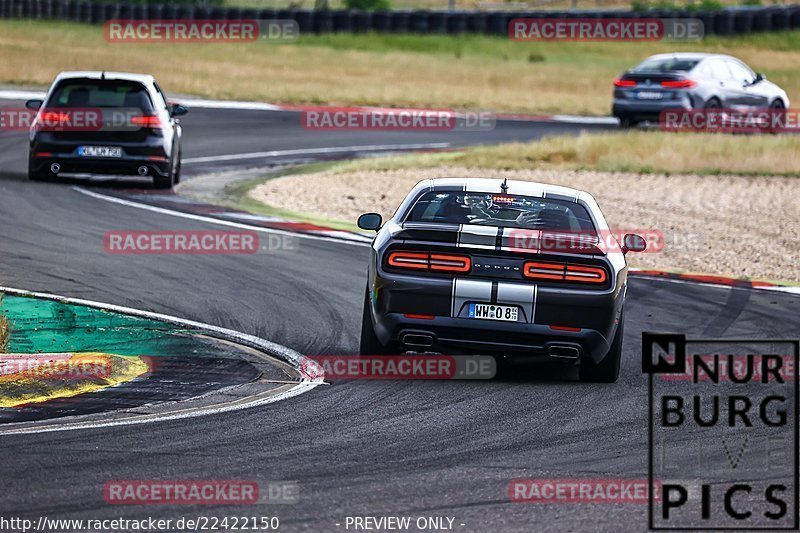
[0,102,798,532]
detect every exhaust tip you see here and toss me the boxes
[547,344,581,359]
[402,333,434,348]
[137,165,149,176]
[50,163,60,174]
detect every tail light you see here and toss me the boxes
[661,80,696,89]
[387,251,471,274]
[130,115,163,128]
[523,260,607,285]
[613,78,637,88]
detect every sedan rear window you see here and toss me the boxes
[406,191,596,232]
[631,57,700,73]
[46,79,154,112]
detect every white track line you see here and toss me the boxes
[0,286,323,435]
[183,143,451,164]
[73,187,371,247]
[0,90,619,124]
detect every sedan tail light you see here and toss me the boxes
[613,78,637,88]
[660,79,696,89]
[387,251,471,274]
[523,260,607,285]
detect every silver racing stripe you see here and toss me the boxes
[496,282,537,324]
[457,224,500,250]
[451,278,493,317]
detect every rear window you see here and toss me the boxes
[46,79,154,112]
[405,191,595,232]
[631,57,699,73]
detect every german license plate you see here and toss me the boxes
[635,91,663,100]
[468,303,518,322]
[78,146,122,158]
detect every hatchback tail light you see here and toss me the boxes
[387,251,471,274]
[130,115,164,128]
[523,260,607,285]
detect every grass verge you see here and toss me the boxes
[322,130,800,176]
[2,20,799,115]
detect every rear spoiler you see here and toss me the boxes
[396,224,614,255]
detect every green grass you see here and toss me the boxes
[224,170,366,233]
[2,19,799,115]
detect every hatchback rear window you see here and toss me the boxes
[631,57,699,73]
[406,191,596,232]
[46,79,154,112]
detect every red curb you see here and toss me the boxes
[630,269,779,288]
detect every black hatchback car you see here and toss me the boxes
[26,71,187,188]
[612,53,789,127]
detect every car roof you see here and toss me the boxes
[642,53,734,62]
[423,177,587,202]
[53,71,156,84]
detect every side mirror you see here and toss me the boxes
[357,212,382,231]
[170,104,188,117]
[621,233,647,254]
[25,99,43,110]
[754,72,765,83]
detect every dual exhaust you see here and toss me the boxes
[48,164,150,177]
[400,331,581,360]
[547,344,581,359]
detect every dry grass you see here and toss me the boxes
[329,130,800,175]
[1,20,799,115]
[0,315,9,353]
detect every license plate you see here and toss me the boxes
[78,146,122,158]
[468,303,518,322]
[635,91,663,100]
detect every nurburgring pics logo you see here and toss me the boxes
[509,18,703,41]
[643,333,799,529]
[104,19,299,43]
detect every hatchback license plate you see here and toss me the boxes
[468,303,518,322]
[78,146,122,158]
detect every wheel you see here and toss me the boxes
[704,97,721,109]
[173,154,181,184]
[359,287,394,355]
[153,172,172,189]
[770,99,786,110]
[617,117,637,129]
[579,310,624,383]
[27,159,49,182]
